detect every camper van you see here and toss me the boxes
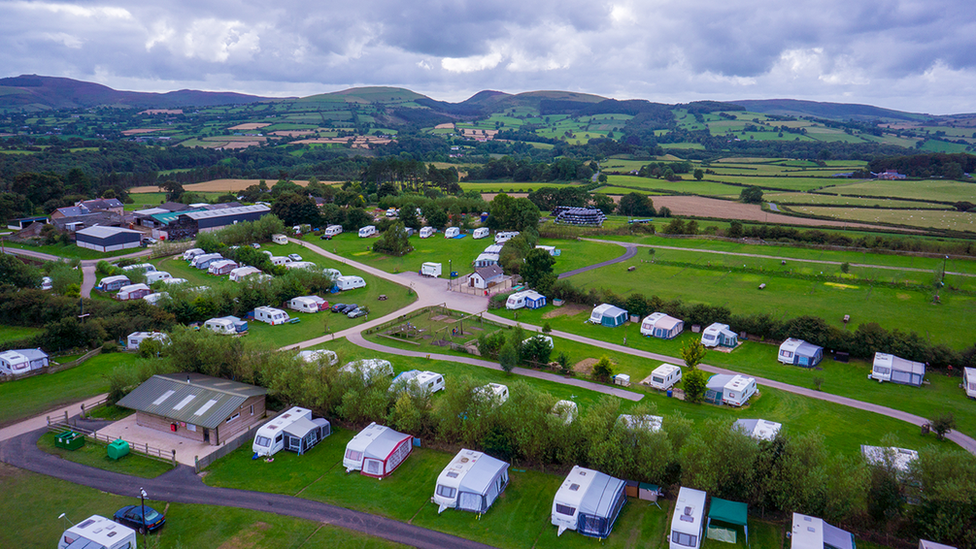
[343,422,413,477]
[341,359,394,383]
[551,466,627,539]
[358,225,377,238]
[323,225,343,238]
[494,231,519,244]
[421,262,442,277]
[288,295,329,313]
[646,363,682,390]
[473,227,490,239]
[474,383,509,406]
[391,370,445,396]
[433,448,510,514]
[335,276,366,291]
[272,233,288,245]
[670,487,707,549]
[297,349,338,365]
[204,316,248,335]
[145,271,172,284]
[252,406,331,458]
[254,306,290,326]
[191,253,223,269]
[444,227,460,238]
[182,248,205,261]
[58,515,136,549]
[419,226,435,238]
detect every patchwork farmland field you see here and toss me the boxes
[818,179,976,203]
[788,206,976,232]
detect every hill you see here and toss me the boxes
[730,98,929,122]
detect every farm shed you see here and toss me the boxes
[701,323,738,348]
[870,353,925,387]
[126,332,170,350]
[252,406,330,458]
[733,419,782,441]
[790,513,855,549]
[176,205,271,235]
[117,372,267,446]
[523,290,547,309]
[707,498,749,545]
[115,283,152,301]
[551,465,627,539]
[229,266,262,282]
[778,338,824,367]
[705,374,757,407]
[965,368,976,398]
[7,215,49,231]
[208,259,238,276]
[640,312,684,339]
[552,206,607,226]
[861,445,918,474]
[433,448,510,514]
[343,422,413,478]
[469,265,504,289]
[0,348,49,376]
[589,304,629,327]
[97,275,130,292]
[75,226,143,253]
[670,487,707,549]
[297,349,338,366]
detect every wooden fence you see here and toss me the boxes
[46,417,178,468]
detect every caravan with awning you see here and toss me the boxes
[433,448,510,514]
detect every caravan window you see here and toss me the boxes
[345,449,362,462]
[874,366,890,375]
[555,504,576,516]
[672,532,698,547]
[436,485,456,498]
[652,376,664,384]
[255,436,271,447]
[275,434,283,443]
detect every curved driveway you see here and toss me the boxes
[558,242,636,279]
[4,246,153,297]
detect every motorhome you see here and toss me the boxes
[288,295,329,313]
[122,263,156,274]
[204,316,248,335]
[494,231,519,244]
[421,262,442,277]
[341,359,394,383]
[433,448,510,514]
[252,406,331,458]
[473,227,490,239]
[444,227,460,238]
[58,515,136,549]
[645,363,682,390]
[182,248,205,261]
[358,225,377,238]
[297,349,338,365]
[335,276,366,290]
[391,370,445,396]
[323,225,343,238]
[145,271,172,284]
[670,487,707,549]
[254,306,290,326]
[419,226,435,238]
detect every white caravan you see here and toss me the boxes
[358,225,377,238]
[391,370,445,396]
[297,349,338,366]
[288,295,329,313]
[335,276,366,290]
[473,227,489,239]
[323,225,343,238]
[269,256,293,266]
[122,263,156,273]
[421,262,442,277]
[323,268,342,279]
[58,515,136,549]
[252,406,331,458]
[474,383,509,407]
[341,359,394,383]
[142,292,169,306]
[551,400,578,425]
[126,331,170,350]
[145,271,172,284]
[272,233,288,245]
[433,448,510,514]
[254,306,290,325]
[670,487,707,549]
[204,316,248,335]
[494,231,519,244]
[617,414,663,433]
[419,226,435,238]
[965,367,976,399]
[160,277,188,286]
[444,227,460,238]
[191,252,223,269]
[285,261,317,270]
[182,248,205,261]
[0,348,49,375]
[229,266,262,282]
[645,363,682,390]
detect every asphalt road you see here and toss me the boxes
[557,242,637,279]
[3,246,153,298]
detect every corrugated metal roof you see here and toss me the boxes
[117,372,266,429]
[76,226,142,238]
[183,205,270,220]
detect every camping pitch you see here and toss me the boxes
[433,449,510,514]
[551,466,627,539]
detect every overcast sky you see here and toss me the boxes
[2,0,975,114]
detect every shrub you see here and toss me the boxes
[591,356,614,381]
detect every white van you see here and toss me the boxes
[182,248,205,261]
[421,262,442,277]
[391,370,445,396]
[473,227,489,239]
[444,227,460,239]
[646,363,682,390]
[358,225,377,238]
[289,295,329,313]
[58,515,136,549]
[670,487,707,549]
[336,275,366,291]
[145,271,172,284]
[254,306,290,325]
[324,225,343,238]
[419,226,435,238]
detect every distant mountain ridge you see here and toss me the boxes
[729,99,929,122]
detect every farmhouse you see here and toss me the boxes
[965,367,976,399]
[589,304,628,327]
[705,374,757,407]
[640,312,684,339]
[115,283,152,301]
[75,226,143,253]
[97,275,130,292]
[733,419,782,441]
[0,348,49,376]
[551,465,627,539]
[777,338,824,367]
[701,323,737,348]
[433,448,510,514]
[77,198,124,216]
[790,513,855,549]
[251,406,331,458]
[870,353,925,387]
[116,372,267,446]
[343,422,413,478]
[468,265,504,289]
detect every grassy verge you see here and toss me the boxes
[0,324,43,345]
[37,431,174,478]
[1,240,144,260]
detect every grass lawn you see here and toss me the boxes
[0,463,405,549]
[0,324,43,345]
[37,431,174,478]
[0,352,136,426]
[605,175,744,196]
[764,192,952,209]
[1,240,142,260]
[787,206,976,233]
[819,179,976,203]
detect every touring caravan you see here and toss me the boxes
[269,256,293,267]
[143,292,169,306]
[285,261,317,271]
[552,400,578,425]
[343,422,413,478]
[444,227,460,238]
[97,275,130,292]
[965,367,976,399]
[323,268,342,279]
[229,266,262,282]
[645,363,682,390]
[701,323,737,348]
[145,271,172,284]
[204,316,248,335]
[323,225,343,238]
[790,514,856,549]
[391,370,445,396]
[640,312,684,340]
[617,414,663,433]
[494,231,519,244]
[182,248,205,261]
[58,515,136,549]
[122,263,156,273]
[0,348,49,376]
[336,276,366,290]
[288,295,329,313]
[705,374,757,406]
[778,338,824,367]
[419,226,435,238]
[272,233,288,245]
[208,259,238,276]
[870,353,925,387]
[358,225,377,238]
[474,383,509,407]
[473,227,490,239]
[252,406,331,458]
[192,253,224,269]
[670,487,707,549]
[254,306,290,325]
[126,331,170,350]
[433,448,510,514]
[421,262,442,277]
[733,419,782,441]
[297,349,338,366]
[160,277,188,285]
[341,359,394,383]
[506,291,528,310]
[551,466,627,539]
[116,283,152,301]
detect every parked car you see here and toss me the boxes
[347,307,369,318]
[330,303,347,313]
[113,505,166,534]
[339,303,358,314]
[288,253,303,262]
[320,234,333,240]
[251,243,261,249]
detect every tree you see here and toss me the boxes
[727,220,743,238]
[740,186,764,204]
[617,192,656,217]
[694,168,704,181]
[344,207,373,231]
[161,180,185,201]
[681,340,707,370]
[592,356,614,381]
[521,335,552,367]
[499,341,518,373]
[521,248,556,290]
[591,194,616,215]
[0,254,41,290]
[425,205,448,230]
[373,221,413,256]
[930,412,956,440]
[271,192,319,226]
[683,369,708,403]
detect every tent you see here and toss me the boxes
[433,449,510,514]
[551,466,627,539]
[589,304,628,327]
[707,498,749,545]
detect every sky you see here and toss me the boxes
[2,0,976,114]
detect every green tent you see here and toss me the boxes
[707,498,749,545]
